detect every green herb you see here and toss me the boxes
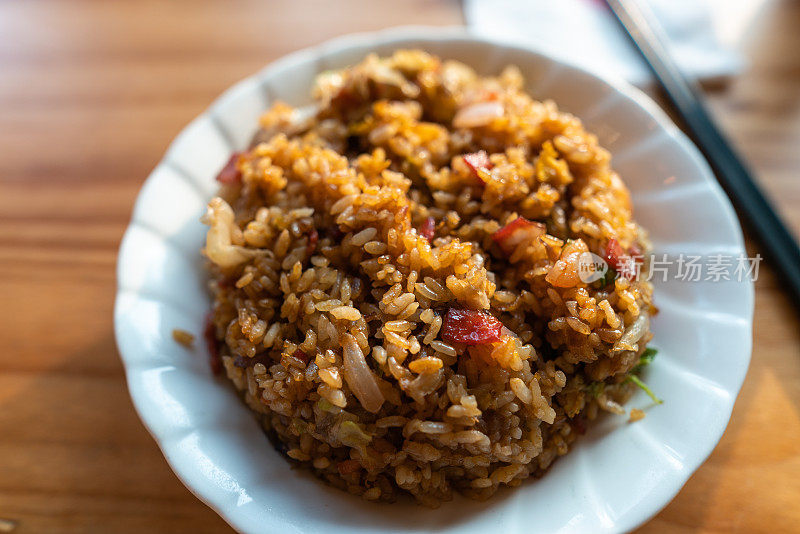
[603,266,617,286]
[626,374,663,405]
[316,398,336,413]
[640,347,657,365]
[592,265,617,289]
[627,347,662,403]
[632,347,658,373]
[586,381,605,398]
[337,421,372,455]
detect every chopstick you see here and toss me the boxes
[605,0,800,307]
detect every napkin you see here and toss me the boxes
[464,0,745,86]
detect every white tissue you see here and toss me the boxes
[465,0,745,86]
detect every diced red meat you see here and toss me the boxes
[604,239,643,280]
[306,229,319,255]
[419,217,436,242]
[215,152,244,185]
[203,312,222,376]
[572,415,587,435]
[492,217,532,247]
[293,349,310,364]
[441,308,503,346]
[462,151,493,183]
[491,217,546,255]
[604,239,626,271]
[337,459,361,475]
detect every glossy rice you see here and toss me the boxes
[201,50,655,506]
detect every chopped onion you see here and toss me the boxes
[406,368,445,404]
[613,314,649,352]
[202,197,264,269]
[342,334,384,413]
[337,421,372,452]
[452,101,504,129]
[286,104,318,136]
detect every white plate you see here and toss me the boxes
[114,26,753,534]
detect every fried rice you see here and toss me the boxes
[200,50,655,506]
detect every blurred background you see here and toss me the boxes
[1,1,798,532]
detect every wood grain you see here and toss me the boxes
[0,1,797,532]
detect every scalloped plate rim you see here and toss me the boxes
[114,25,753,534]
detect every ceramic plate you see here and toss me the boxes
[114,26,753,533]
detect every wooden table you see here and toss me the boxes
[1,1,798,532]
